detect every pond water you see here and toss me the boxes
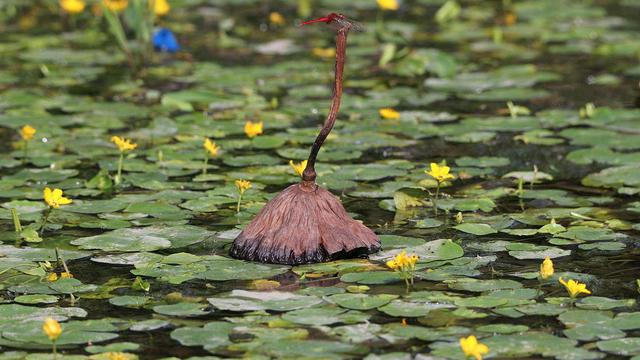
[0,0,639,359]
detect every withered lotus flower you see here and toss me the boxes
[230,13,380,265]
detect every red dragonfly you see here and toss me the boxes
[300,13,365,32]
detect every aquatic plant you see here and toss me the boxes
[41,187,72,235]
[459,335,489,360]
[379,107,400,119]
[42,317,62,356]
[435,0,461,24]
[386,250,419,288]
[244,120,263,139]
[289,160,307,177]
[1,1,639,358]
[101,0,176,71]
[230,13,380,265]
[59,0,85,14]
[269,11,285,26]
[539,257,554,280]
[559,278,591,299]
[110,136,137,185]
[235,179,252,213]
[425,162,454,215]
[203,138,220,175]
[376,0,398,36]
[377,0,398,11]
[19,125,35,163]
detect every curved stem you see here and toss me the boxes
[40,207,51,236]
[433,182,441,216]
[302,28,349,185]
[22,141,28,165]
[203,154,209,175]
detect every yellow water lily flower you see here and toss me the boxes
[379,108,400,120]
[269,11,285,25]
[244,121,263,138]
[48,272,73,281]
[386,250,419,271]
[460,335,489,360]
[540,257,554,280]
[559,278,591,298]
[151,0,169,16]
[385,259,398,269]
[204,138,220,157]
[388,249,418,287]
[377,0,399,11]
[110,136,137,152]
[312,47,336,59]
[43,188,72,209]
[289,160,308,177]
[426,162,454,183]
[235,179,252,213]
[60,0,85,13]
[42,318,62,341]
[20,125,36,141]
[106,352,132,360]
[235,179,252,194]
[103,0,128,12]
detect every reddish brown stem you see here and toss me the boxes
[302,27,349,187]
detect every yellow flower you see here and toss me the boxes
[460,335,489,360]
[43,187,72,209]
[425,162,454,183]
[235,180,252,194]
[42,318,62,341]
[312,47,336,59]
[379,108,400,120]
[60,0,85,13]
[386,250,419,271]
[559,278,591,298]
[269,12,285,25]
[60,272,73,279]
[377,0,399,11]
[386,259,399,270]
[289,160,308,177]
[103,0,128,12]
[20,125,36,141]
[540,257,554,280]
[47,273,58,282]
[204,138,220,157]
[151,0,169,16]
[111,136,137,152]
[106,352,131,360]
[244,121,263,138]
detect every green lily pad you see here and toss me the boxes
[454,223,497,235]
[597,338,640,356]
[72,225,213,252]
[327,293,398,310]
[153,302,210,317]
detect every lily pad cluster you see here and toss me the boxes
[0,0,638,359]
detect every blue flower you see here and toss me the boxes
[153,28,180,53]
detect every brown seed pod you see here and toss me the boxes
[230,13,380,265]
